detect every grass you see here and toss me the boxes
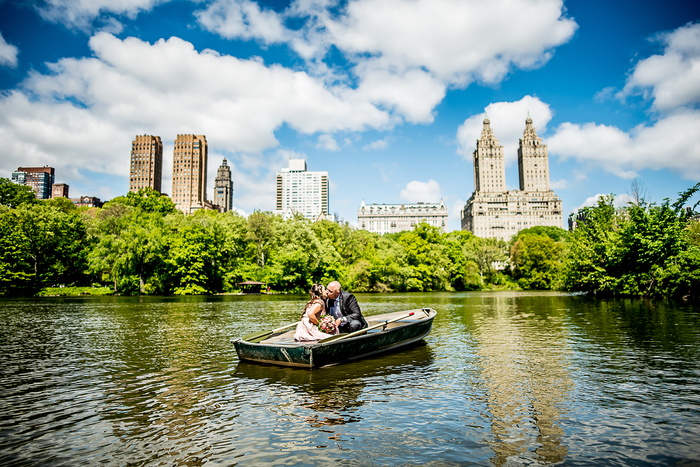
[37,286,113,297]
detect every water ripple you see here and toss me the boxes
[1,294,699,465]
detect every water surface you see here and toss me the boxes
[1,292,699,465]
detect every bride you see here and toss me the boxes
[294,283,339,341]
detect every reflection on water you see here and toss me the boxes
[469,294,572,465]
[1,292,699,465]
[235,343,435,432]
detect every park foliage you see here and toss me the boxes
[1,179,698,299]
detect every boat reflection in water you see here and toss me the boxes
[233,343,435,432]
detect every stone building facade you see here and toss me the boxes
[213,158,234,212]
[358,200,448,235]
[461,117,562,240]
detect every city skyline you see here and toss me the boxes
[0,1,698,231]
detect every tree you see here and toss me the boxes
[444,230,483,290]
[474,237,509,285]
[106,188,177,215]
[394,223,451,291]
[563,185,700,298]
[563,195,619,294]
[246,211,279,269]
[87,204,168,294]
[45,196,77,213]
[0,177,36,208]
[510,234,564,289]
[0,207,34,295]
[7,204,89,293]
[163,211,227,295]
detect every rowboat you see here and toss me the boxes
[233,308,436,369]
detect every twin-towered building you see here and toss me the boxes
[460,117,563,240]
[129,134,233,214]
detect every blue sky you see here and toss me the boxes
[0,0,698,231]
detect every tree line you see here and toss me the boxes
[1,178,698,299]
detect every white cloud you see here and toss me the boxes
[320,0,577,85]
[197,0,576,125]
[400,179,442,203]
[363,139,388,151]
[619,23,700,112]
[0,33,394,196]
[316,134,340,151]
[549,179,568,190]
[195,0,287,44]
[35,0,166,31]
[353,67,446,123]
[456,95,553,164]
[0,32,18,68]
[548,111,700,180]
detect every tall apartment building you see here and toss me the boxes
[213,158,233,212]
[275,159,329,221]
[171,134,208,214]
[130,135,163,193]
[12,166,55,199]
[358,200,448,234]
[461,117,562,240]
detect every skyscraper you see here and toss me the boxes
[130,135,163,193]
[275,159,329,221]
[171,134,208,214]
[518,116,550,192]
[473,117,506,193]
[12,166,55,199]
[461,118,562,240]
[214,158,233,212]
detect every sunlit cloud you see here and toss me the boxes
[0,32,19,68]
[400,179,442,203]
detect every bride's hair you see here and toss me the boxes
[302,283,326,317]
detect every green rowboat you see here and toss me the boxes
[233,308,436,369]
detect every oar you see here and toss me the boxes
[319,312,415,344]
[241,322,298,342]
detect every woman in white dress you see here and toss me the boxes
[294,283,339,341]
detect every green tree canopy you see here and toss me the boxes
[0,177,36,208]
[105,188,177,215]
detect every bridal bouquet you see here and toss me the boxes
[317,315,337,334]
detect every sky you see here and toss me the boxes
[0,0,698,231]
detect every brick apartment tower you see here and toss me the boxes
[52,183,69,198]
[171,134,208,214]
[12,166,55,199]
[130,135,163,193]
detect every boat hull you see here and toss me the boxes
[233,309,435,368]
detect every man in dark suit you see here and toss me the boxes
[326,281,368,333]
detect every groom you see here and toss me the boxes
[325,281,368,333]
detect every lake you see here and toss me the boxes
[1,291,699,465]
